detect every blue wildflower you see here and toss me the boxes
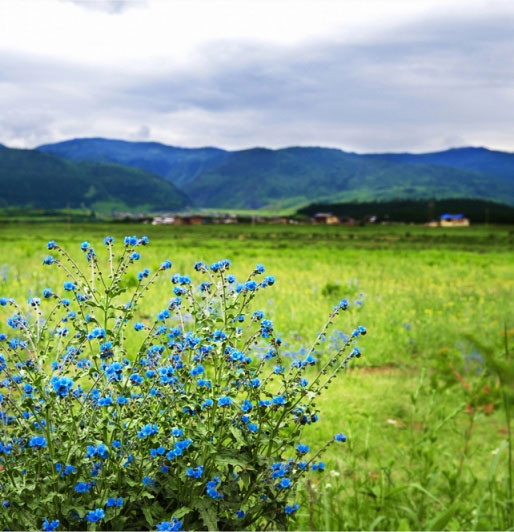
[218,396,232,408]
[42,519,60,531]
[186,465,204,479]
[285,503,299,515]
[105,497,123,508]
[86,508,105,523]
[334,433,347,442]
[29,437,47,449]
[156,519,183,531]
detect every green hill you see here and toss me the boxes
[183,147,514,209]
[0,146,190,212]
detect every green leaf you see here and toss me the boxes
[142,506,154,526]
[195,500,218,531]
[173,507,192,519]
[215,449,253,469]
[229,426,246,446]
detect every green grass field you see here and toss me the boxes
[0,223,512,530]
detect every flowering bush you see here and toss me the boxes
[0,236,366,531]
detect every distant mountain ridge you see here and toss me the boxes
[0,145,190,211]
[38,138,229,188]
[25,139,514,209]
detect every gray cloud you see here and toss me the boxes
[2,11,514,151]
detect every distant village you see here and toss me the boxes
[115,211,470,227]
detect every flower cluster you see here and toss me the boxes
[0,236,365,531]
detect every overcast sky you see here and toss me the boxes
[1,0,514,152]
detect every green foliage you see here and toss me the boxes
[0,146,190,212]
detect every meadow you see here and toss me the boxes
[0,222,512,530]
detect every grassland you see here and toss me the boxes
[0,222,512,530]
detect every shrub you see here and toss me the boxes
[0,236,366,530]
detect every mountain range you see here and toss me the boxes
[1,138,513,212]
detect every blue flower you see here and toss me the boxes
[105,497,123,508]
[272,396,285,406]
[186,465,204,479]
[338,298,349,311]
[190,365,204,377]
[42,519,60,531]
[245,280,257,291]
[47,240,58,250]
[296,444,310,455]
[241,400,253,413]
[130,374,144,385]
[255,264,265,274]
[278,478,291,489]
[213,330,227,342]
[103,236,114,245]
[334,433,347,443]
[236,510,245,519]
[285,503,299,515]
[42,288,53,299]
[29,436,47,449]
[202,399,213,410]
[143,476,155,487]
[63,282,76,291]
[218,396,232,408]
[86,508,105,523]
[156,518,183,531]
[80,241,90,252]
[124,235,138,247]
[248,423,258,433]
[74,482,92,494]
[160,260,172,270]
[43,256,54,265]
[137,423,159,439]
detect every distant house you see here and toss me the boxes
[152,215,175,225]
[439,213,470,227]
[312,212,340,225]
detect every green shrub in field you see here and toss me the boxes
[0,236,366,531]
